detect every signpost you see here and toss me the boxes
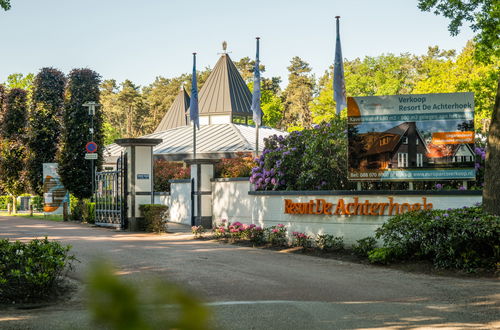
[347,92,475,182]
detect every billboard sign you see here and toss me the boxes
[42,163,70,214]
[347,92,475,181]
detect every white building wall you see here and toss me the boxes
[212,179,482,246]
[168,182,191,225]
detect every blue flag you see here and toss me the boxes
[251,38,262,126]
[334,17,347,115]
[190,53,200,129]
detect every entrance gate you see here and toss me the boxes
[95,154,127,229]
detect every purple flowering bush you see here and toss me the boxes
[251,117,351,191]
[372,204,500,271]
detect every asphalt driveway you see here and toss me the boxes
[0,216,498,329]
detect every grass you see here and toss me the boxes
[0,211,63,222]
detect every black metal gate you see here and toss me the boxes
[95,154,127,229]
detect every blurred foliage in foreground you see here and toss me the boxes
[87,261,212,330]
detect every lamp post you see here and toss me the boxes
[83,101,99,200]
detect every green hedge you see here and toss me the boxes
[139,204,168,233]
[371,205,500,271]
[0,238,76,303]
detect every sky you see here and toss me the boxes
[0,0,475,88]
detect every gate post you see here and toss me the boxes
[185,159,217,229]
[115,138,162,231]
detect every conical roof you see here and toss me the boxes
[155,87,190,132]
[198,53,252,117]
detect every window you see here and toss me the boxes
[380,136,391,146]
[416,153,423,167]
[397,153,408,168]
[416,138,419,145]
[402,136,408,144]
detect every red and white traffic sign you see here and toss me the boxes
[85,141,98,153]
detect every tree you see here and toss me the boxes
[418,0,500,214]
[6,73,34,92]
[0,88,28,213]
[57,69,102,200]
[282,56,315,130]
[234,57,266,83]
[0,0,10,11]
[26,68,66,195]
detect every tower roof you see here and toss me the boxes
[197,53,252,117]
[155,87,190,132]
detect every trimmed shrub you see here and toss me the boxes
[83,202,95,224]
[154,160,190,192]
[292,231,312,248]
[266,224,287,246]
[0,238,76,303]
[31,195,44,212]
[139,204,168,233]
[353,237,377,257]
[215,153,256,178]
[375,205,500,271]
[315,234,344,251]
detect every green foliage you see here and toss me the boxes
[57,69,102,199]
[26,68,66,195]
[83,202,95,224]
[31,195,43,212]
[2,88,28,139]
[0,140,27,198]
[215,153,255,178]
[154,160,190,192]
[266,224,287,246]
[0,195,10,209]
[291,231,312,248]
[282,56,314,130]
[0,238,75,303]
[6,73,34,93]
[0,0,11,10]
[87,261,212,330]
[417,0,499,61]
[315,234,344,251]
[139,204,168,233]
[352,237,377,257]
[368,247,398,265]
[375,205,500,271]
[251,117,351,191]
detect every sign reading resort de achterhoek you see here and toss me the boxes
[347,92,475,181]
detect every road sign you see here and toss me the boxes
[85,153,98,160]
[86,141,98,153]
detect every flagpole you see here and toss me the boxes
[334,16,347,116]
[190,52,199,159]
[253,37,261,157]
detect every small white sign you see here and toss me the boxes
[44,192,53,204]
[85,153,98,160]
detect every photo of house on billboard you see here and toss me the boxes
[347,92,475,181]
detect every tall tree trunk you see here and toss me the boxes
[12,195,17,215]
[483,78,500,215]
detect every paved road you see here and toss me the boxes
[0,216,498,329]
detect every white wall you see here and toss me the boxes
[154,194,171,208]
[212,180,482,246]
[168,182,191,225]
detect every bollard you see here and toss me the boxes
[63,202,68,221]
[29,204,33,217]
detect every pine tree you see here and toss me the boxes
[282,57,314,130]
